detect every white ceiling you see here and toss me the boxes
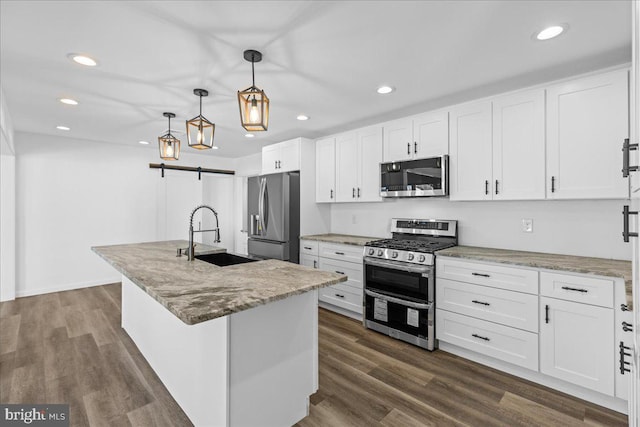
[0,1,632,158]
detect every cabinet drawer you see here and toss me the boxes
[436,258,538,294]
[319,243,364,263]
[319,258,362,291]
[300,240,319,256]
[437,278,538,333]
[540,272,613,308]
[436,309,538,371]
[319,285,362,314]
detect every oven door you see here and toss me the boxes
[364,258,431,301]
[364,289,433,349]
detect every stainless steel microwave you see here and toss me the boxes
[380,155,448,198]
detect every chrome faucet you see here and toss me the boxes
[187,204,221,261]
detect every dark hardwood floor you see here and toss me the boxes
[0,283,628,426]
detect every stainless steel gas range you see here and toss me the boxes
[363,218,458,351]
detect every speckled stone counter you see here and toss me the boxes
[437,245,633,310]
[300,233,382,246]
[92,240,346,324]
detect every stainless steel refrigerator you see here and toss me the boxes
[247,171,300,263]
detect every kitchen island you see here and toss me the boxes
[92,240,346,427]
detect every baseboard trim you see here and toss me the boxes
[16,277,120,298]
[439,341,629,415]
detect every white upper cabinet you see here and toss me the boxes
[329,126,383,203]
[335,132,359,202]
[315,137,336,203]
[383,119,413,162]
[492,89,546,200]
[449,101,493,200]
[546,69,629,199]
[413,111,449,158]
[383,111,449,162]
[357,126,383,202]
[261,138,301,174]
[261,144,280,174]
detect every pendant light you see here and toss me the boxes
[237,49,269,131]
[158,112,181,161]
[186,89,215,150]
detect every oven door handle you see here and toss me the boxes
[364,257,431,274]
[365,289,433,310]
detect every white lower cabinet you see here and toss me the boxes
[315,242,363,319]
[437,256,626,411]
[539,296,614,395]
[436,309,538,370]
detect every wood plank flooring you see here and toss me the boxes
[0,283,629,426]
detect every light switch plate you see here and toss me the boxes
[522,218,533,233]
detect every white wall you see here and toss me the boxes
[330,198,632,261]
[15,132,236,297]
[0,87,16,301]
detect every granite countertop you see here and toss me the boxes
[92,240,346,325]
[300,233,382,247]
[437,246,633,310]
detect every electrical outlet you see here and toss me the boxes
[522,219,533,233]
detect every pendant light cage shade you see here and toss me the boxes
[158,112,180,160]
[187,89,215,149]
[238,87,269,131]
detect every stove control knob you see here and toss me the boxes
[408,253,415,261]
[418,255,426,262]
[368,248,375,256]
[392,251,399,259]
[377,249,384,256]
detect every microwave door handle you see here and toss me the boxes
[365,289,432,310]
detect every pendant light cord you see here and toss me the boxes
[251,53,256,88]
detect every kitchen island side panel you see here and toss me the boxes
[121,277,230,426]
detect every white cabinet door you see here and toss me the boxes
[492,89,546,200]
[278,138,301,172]
[540,297,614,395]
[335,132,359,202]
[546,69,629,199]
[315,137,336,203]
[383,119,413,162]
[449,101,493,201]
[413,110,449,158]
[262,144,280,175]
[300,254,318,269]
[357,126,383,202]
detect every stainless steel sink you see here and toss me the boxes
[195,252,258,267]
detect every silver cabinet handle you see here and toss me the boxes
[352,188,356,198]
[495,180,499,195]
[357,188,360,198]
[472,272,491,278]
[551,176,556,193]
[335,293,345,298]
[335,251,345,255]
[472,300,490,306]
[313,260,318,269]
[335,270,345,275]
[330,189,333,199]
[485,180,489,195]
[407,142,411,155]
[414,141,417,154]
[304,246,313,250]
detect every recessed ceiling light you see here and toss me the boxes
[245,133,255,138]
[296,114,309,121]
[69,54,97,67]
[377,86,394,94]
[535,25,567,41]
[138,140,150,145]
[59,98,78,105]
[212,146,219,150]
[56,126,70,131]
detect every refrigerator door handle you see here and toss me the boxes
[262,178,269,233]
[258,178,265,235]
